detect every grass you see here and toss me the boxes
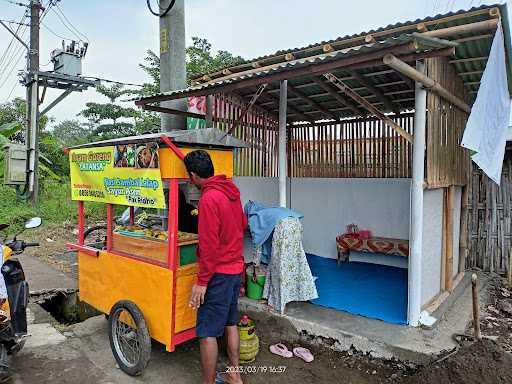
[0,180,106,235]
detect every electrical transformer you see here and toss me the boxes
[51,49,82,77]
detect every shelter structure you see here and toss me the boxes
[135,5,512,326]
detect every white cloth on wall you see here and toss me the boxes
[263,217,318,314]
[461,23,511,185]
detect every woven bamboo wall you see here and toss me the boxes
[289,115,414,178]
[212,94,279,177]
[425,57,471,189]
[467,155,512,274]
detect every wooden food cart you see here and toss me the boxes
[66,130,245,376]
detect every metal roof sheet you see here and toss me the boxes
[68,128,249,150]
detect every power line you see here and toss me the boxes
[41,20,74,41]
[82,76,143,88]
[0,19,30,26]
[0,0,28,7]
[147,0,176,17]
[0,11,27,70]
[51,4,89,43]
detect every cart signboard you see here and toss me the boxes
[69,142,166,208]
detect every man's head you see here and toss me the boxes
[183,150,214,188]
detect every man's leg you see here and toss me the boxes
[200,337,218,384]
[224,325,243,383]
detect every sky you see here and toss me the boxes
[0,0,508,128]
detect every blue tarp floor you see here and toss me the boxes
[307,255,408,325]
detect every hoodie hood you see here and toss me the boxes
[202,175,240,201]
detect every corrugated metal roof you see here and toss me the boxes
[136,33,452,102]
[192,4,505,80]
[136,4,511,122]
[68,128,249,150]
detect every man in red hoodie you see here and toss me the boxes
[184,150,246,384]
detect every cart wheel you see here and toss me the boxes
[108,301,151,376]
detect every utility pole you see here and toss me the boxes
[159,0,187,131]
[26,0,41,207]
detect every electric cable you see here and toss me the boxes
[82,76,143,87]
[0,0,28,7]
[53,4,89,43]
[0,11,27,70]
[146,0,176,17]
[41,20,74,41]
[48,7,84,43]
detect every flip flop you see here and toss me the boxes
[215,372,225,384]
[293,347,314,363]
[269,343,293,358]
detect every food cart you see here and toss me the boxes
[66,129,246,376]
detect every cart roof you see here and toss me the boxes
[67,128,249,150]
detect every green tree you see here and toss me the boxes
[51,119,92,146]
[186,37,244,83]
[79,84,139,139]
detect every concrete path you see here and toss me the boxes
[22,254,77,292]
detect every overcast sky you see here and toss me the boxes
[0,0,507,127]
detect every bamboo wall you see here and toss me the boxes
[288,115,414,178]
[212,94,279,177]
[425,57,471,188]
[467,155,512,274]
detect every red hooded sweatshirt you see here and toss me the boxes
[196,175,247,286]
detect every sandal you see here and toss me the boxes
[269,343,293,358]
[293,347,314,363]
[215,372,225,384]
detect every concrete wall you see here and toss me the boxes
[234,177,279,263]
[234,177,279,207]
[421,189,443,306]
[289,178,411,259]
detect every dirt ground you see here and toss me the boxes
[19,223,512,384]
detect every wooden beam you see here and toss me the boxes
[225,84,268,136]
[288,84,338,120]
[416,22,428,33]
[312,76,362,115]
[347,69,398,113]
[449,56,488,64]
[364,34,376,44]
[395,71,414,90]
[422,18,498,39]
[265,92,312,123]
[383,54,471,114]
[323,44,334,53]
[323,72,413,143]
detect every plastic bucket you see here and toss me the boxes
[246,265,266,300]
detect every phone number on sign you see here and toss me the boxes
[226,366,287,374]
[78,189,105,198]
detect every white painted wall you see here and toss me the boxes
[421,188,443,306]
[289,178,411,259]
[234,177,279,263]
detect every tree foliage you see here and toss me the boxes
[186,37,244,83]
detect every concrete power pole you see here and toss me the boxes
[27,0,41,206]
[159,0,187,131]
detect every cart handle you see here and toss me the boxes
[66,242,100,257]
[160,134,185,161]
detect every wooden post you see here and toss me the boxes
[446,185,455,291]
[459,185,469,274]
[205,95,213,128]
[471,274,482,340]
[508,248,512,289]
